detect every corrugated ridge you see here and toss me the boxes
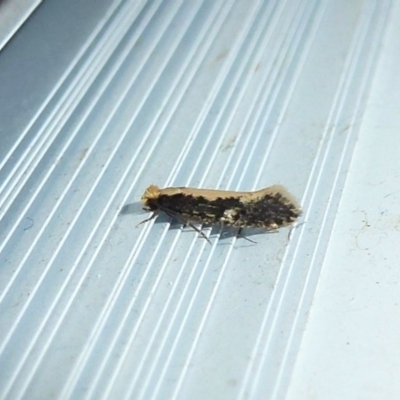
[0,1,167,396]
[65,0,282,397]
[94,0,324,398]
[150,2,326,400]
[0,0,42,51]
[64,0,314,396]
[240,1,393,399]
[55,1,239,399]
[0,0,146,218]
[117,0,312,398]
[77,2,255,398]
[0,0,253,398]
[272,1,393,397]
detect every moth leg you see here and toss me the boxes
[237,227,257,244]
[136,211,159,228]
[187,223,212,245]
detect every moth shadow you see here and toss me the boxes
[120,201,144,216]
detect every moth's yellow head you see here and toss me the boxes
[141,185,161,206]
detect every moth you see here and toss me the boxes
[138,184,301,243]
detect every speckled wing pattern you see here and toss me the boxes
[140,185,301,231]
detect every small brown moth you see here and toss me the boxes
[138,185,301,243]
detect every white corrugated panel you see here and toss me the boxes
[0,0,42,51]
[0,0,395,399]
[288,2,400,398]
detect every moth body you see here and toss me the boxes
[139,184,301,238]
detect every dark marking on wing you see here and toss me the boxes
[144,192,300,229]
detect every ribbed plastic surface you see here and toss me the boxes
[0,0,41,51]
[288,3,400,397]
[0,0,392,399]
